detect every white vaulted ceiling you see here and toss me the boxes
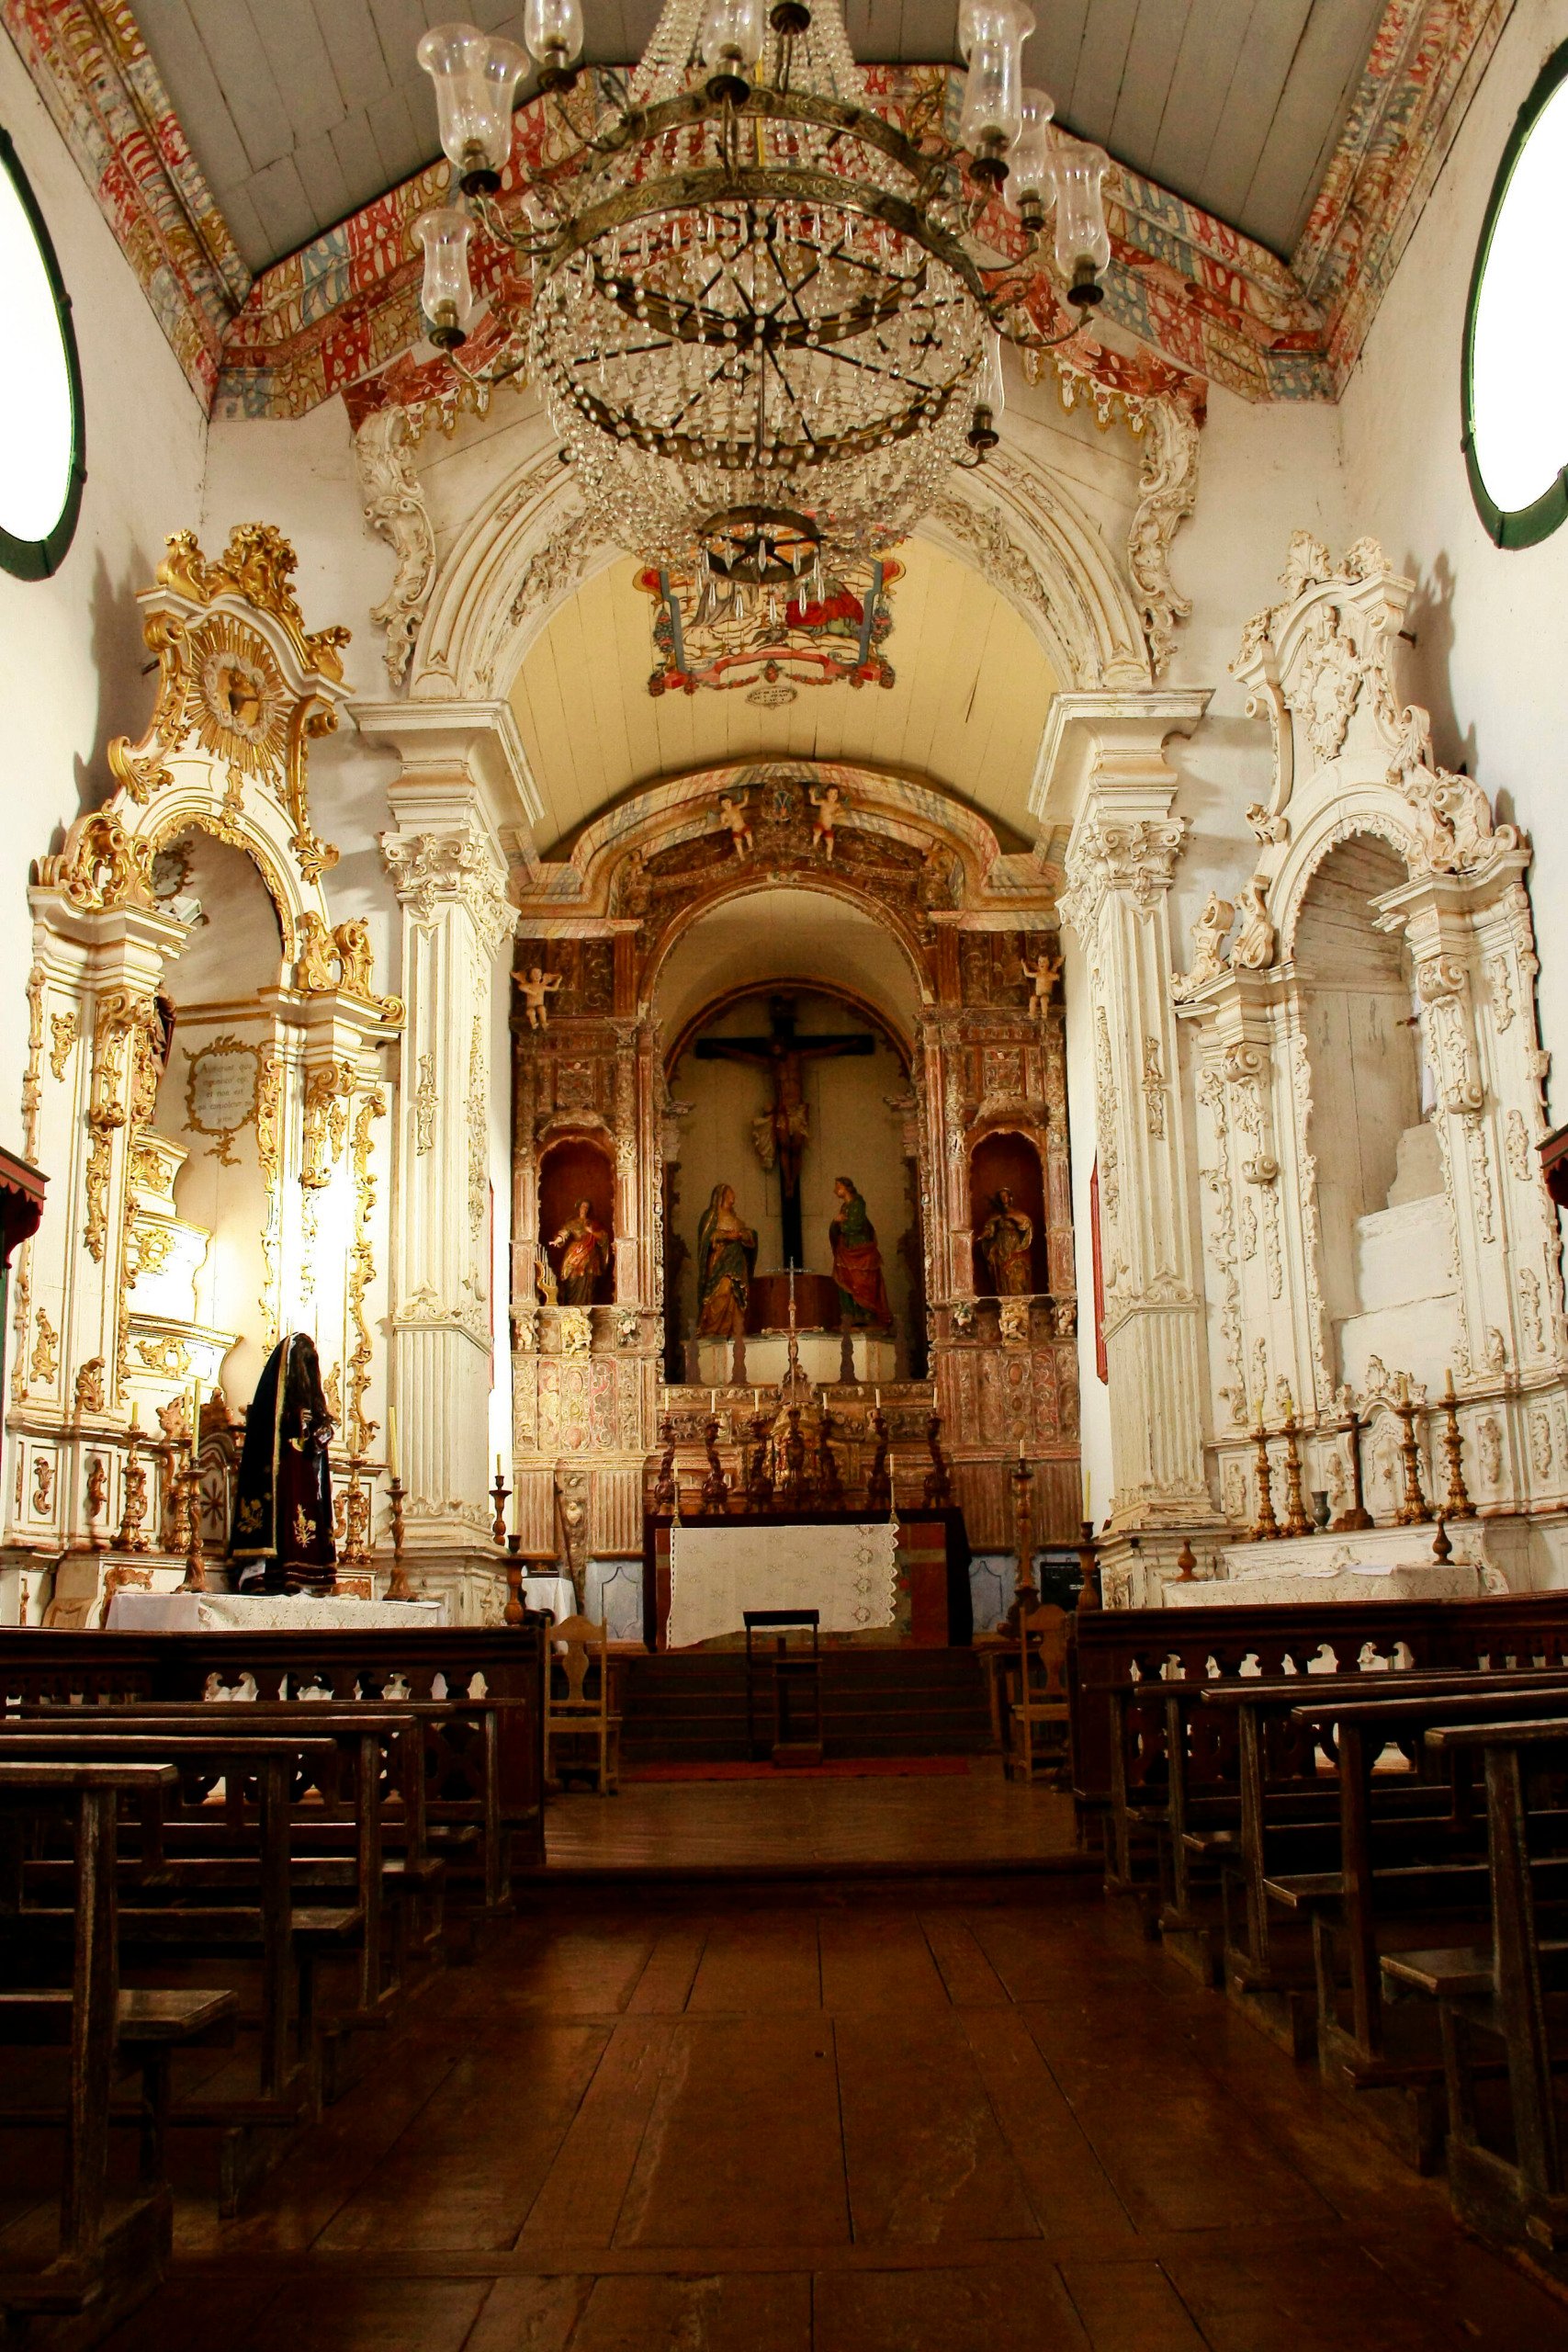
[130,0,1388,271]
[506,540,1058,855]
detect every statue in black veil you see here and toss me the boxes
[231,1333,336,1595]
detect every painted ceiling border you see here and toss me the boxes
[4,0,1506,419]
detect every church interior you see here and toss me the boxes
[6,0,1568,2345]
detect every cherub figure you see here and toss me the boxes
[1020,949,1061,1015]
[808,783,842,860]
[515,965,563,1030]
[717,793,753,858]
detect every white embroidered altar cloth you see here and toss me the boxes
[666,1521,898,1650]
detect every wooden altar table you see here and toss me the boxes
[643,1508,972,1650]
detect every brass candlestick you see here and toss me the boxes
[503,1536,525,1629]
[1280,1401,1312,1539]
[385,1475,412,1600]
[1248,1416,1281,1541]
[922,1412,953,1508]
[341,1456,372,1573]
[1330,1398,1373,1532]
[178,1458,207,1592]
[1393,1383,1433,1525]
[110,1425,150,1555]
[491,1468,510,1548]
[1076,1519,1101,1612]
[164,1444,192,1556]
[651,1414,677,1515]
[864,1408,891,1514]
[745,1410,774,1510]
[700,1415,729,1512]
[777,1408,807,1510]
[1439,1371,1475,1519]
[818,1408,845,1510]
[1010,1448,1036,1616]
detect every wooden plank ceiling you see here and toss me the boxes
[131,0,1387,273]
[508,540,1057,855]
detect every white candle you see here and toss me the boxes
[710,1388,716,1414]
[189,1378,202,1454]
[874,1386,881,1408]
[387,1406,399,1480]
[495,1452,503,1479]
[1083,1468,1091,1521]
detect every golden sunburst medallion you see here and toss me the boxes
[192,616,289,781]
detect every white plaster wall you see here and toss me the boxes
[1166,386,1348,948]
[202,399,517,1482]
[0,32,207,1129]
[1340,0,1568,1121]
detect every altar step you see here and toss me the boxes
[617,1646,994,1762]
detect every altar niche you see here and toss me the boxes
[1293,834,1458,1391]
[969,1132,1049,1300]
[669,987,914,1378]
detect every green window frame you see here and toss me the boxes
[1462,40,1568,548]
[0,126,85,582]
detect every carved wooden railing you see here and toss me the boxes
[0,1627,547,1870]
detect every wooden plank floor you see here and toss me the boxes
[543,1758,1081,1872]
[96,1871,1568,2350]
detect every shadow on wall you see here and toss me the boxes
[70,546,165,826]
[1402,548,1480,786]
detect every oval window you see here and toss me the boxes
[1464,44,1568,546]
[0,128,85,580]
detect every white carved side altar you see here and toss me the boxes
[1156,1523,1502,1607]
[666,1521,898,1650]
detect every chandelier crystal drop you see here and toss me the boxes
[415,0,1111,583]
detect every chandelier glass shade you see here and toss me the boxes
[415,0,1111,582]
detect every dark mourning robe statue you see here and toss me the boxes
[231,1333,337,1596]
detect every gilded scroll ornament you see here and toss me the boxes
[156,525,350,682]
[40,812,155,913]
[301,1061,355,1189]
[73,1358,106,1415]
[29,1309,58,1385]
[345,1091,386,1458]
[49,1013,79,1082]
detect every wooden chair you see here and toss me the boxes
[544,1614,620,1795]
[1007,1602,1070,1782]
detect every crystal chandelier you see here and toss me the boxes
[414,2,1111,591]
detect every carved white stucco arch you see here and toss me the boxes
[407,420,1153,711]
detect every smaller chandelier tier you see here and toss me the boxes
[416,0,1111,576]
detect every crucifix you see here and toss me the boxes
[694,994,874,1269]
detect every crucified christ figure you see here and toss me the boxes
[694,995,874,1269]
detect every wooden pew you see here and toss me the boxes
[0,1721,352,2173]
[1254,1683,1568,2165]
[0,1624,547,1881]
[1070,1592,1568,1860]
[1385,1716,1568,2259]
[0,1759,234,2341]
